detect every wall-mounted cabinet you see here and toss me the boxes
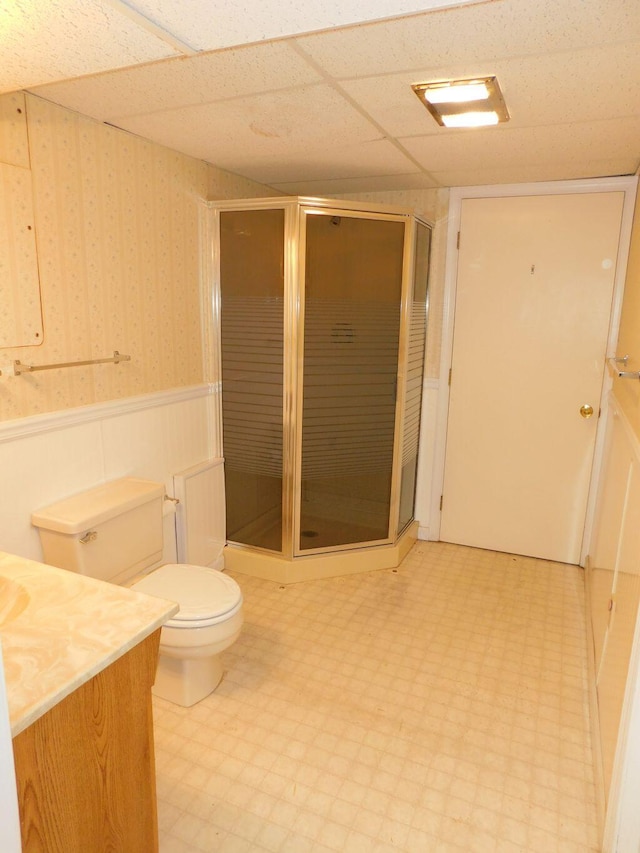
[0,93,43,349]
[0,162,42,347]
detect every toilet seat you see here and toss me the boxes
[131,563,243,629]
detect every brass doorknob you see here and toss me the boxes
[580,404,594,419]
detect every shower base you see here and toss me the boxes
[224,520,418,585]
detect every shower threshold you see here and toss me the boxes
[224,520,418,585]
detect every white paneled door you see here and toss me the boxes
[441,192,625,564]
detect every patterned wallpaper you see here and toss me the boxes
[0,92,30,168]
[0,93,274,422]
[614,192,640,439]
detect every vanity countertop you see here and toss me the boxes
[0,551,178,737]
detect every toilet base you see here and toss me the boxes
[152,652,224,707]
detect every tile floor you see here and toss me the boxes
[154,541,600,852]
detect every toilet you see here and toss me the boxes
[31,476,243,707]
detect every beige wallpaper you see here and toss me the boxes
[330,188,449,380]
[614,193,640,439]
[0,92,30,168]
[0,93,273,422]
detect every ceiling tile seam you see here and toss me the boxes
[26,55,190,99]
[33,57,640,127]
[16,7,640,102]
[23,91,146,135]
[270,175,439,191]
[396,111,640,143]
[101,0,198,55]
[287,40,440,186]
[86,3,482,64]
[25,90,444,188]
[93,79,336,122]
[163,2,505,56]
[274,170,435,185]
[327,36,640,86]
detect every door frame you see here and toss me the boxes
[429,176,639,564]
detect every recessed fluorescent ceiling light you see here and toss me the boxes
[443,111,499,128]
[412,76,509,128]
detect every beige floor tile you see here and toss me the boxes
[154,542,600,852]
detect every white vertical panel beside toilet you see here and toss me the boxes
[0,640,21,853]
[173,458,226,569]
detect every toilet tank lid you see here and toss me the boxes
[31,478,164,534]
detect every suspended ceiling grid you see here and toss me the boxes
[2,0,639,192]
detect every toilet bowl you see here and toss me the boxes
[31,475,243,708]
[131,563,243,706]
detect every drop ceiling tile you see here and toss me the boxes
[111,84,391,176]
[0,0,180,94]
[31,41,323,121]
[295,0,640,80]
[241,140,421,185]
[503,43,640,125]
[432,157,640,188]
[401,116,640,173]
[272,172,439,195]
[339,41,640,139]
[125,0,490,52]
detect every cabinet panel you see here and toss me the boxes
[590,414,632,676]
[13,631,160,853]
[589,405,640,802]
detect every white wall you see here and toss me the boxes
[0,641,20,853]
[0,385,218,563]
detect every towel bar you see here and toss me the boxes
[12,351,131,376]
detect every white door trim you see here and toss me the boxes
[430,176,639,561]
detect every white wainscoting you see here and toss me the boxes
[416,380,439,540]
[0,376,440,560]
[0,385,218,562]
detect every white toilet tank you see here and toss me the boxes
[31,478,165,584]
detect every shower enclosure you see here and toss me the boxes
[214,197,431,583]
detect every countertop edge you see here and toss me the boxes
[10,603,178,738]
[0,551,179,738]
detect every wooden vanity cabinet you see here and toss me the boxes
[13,630,161,853]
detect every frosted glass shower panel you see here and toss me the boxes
[398,221,430,533]
[299,213,405,550]
[219,209,284,552]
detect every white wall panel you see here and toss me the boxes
[415,382,438,539]
[0,422,104,560]
[0,386,214,563]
